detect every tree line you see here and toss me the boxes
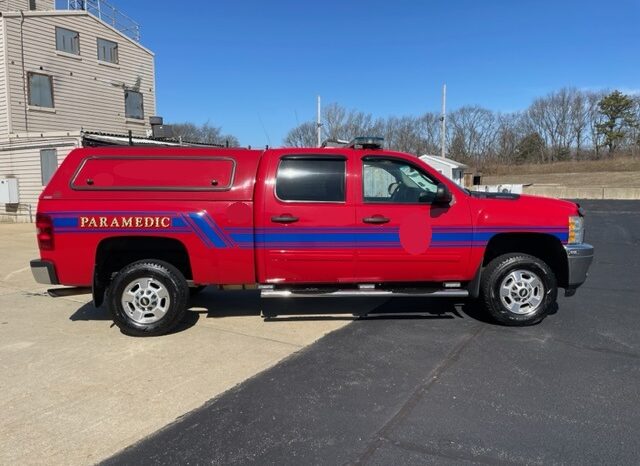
[284,89,640,167]
[169,122,240,148]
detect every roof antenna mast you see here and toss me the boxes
[440,83,447,158]
[317,95,322,148]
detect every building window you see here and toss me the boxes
[124,90,144,119]
[28,72,54,108]
[29,0,37,10]
[55,27,80,55]
[275,158,346,202]
[40,149,58,185]
[97,38,118,64]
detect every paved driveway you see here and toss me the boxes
[0,225,348,465]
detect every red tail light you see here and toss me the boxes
[36,213,54,250]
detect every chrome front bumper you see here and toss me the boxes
[564,244,594,289]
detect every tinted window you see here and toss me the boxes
[97,38,118,63]
[125,90,144,119]
[276,158,345,202]
[28,73,54,108]
[55,27,80,54]
[363,159,438,203]
[40,149,58,185]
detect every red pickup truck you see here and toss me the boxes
[30,138,593,336]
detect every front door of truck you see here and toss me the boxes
[258,153,356,284]
[355,156,472,283]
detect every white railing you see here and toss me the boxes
[67,0,140,42]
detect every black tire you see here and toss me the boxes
[481,253,557,326]
[107,260,189,336]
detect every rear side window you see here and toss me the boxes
[276,158,345,202]
[71,156,235,191]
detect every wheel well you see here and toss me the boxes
[482,233,568,288]
[93,236,192,306]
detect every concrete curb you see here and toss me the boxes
[524,186,640,200]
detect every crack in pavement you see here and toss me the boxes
[382,437,529,465]
[352,324,486,465]
[2,266,30,282]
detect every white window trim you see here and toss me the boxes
[55,50,83,61]
[125,117,146,124]
[97,60,120,69]
[28,105,57,113]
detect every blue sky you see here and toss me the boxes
[78,0,639,146]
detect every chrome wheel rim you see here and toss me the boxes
[499,269,544,315]
[121,277,171,324]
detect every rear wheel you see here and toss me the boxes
[481,253,557,326]
[107,260,189,336]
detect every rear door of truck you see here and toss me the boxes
[255,149,356,284]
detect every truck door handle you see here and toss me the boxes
[271,214,299,224]
[363,215,390,224]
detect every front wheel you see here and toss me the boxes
[481,253,557,326]
[107,260,189,336]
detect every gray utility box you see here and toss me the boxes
[0,178,19,203]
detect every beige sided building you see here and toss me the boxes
[0,0,156,221]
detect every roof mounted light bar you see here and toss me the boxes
[347,136,384,150]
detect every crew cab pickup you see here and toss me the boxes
[31,138,594,336]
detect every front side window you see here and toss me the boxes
[124,90,144,119]
[97,38,118,63]
[363,158,438,203]
[28,72,54,108]
[276,158,345,202]
[40,149,58,185]
[55,27,80,55]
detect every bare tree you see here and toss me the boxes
[494,113,524,164]
[323,103,384,141]
[284,103,384,147]
[585,91,606,158]
[282,89,637,164]
[448,106,498,163]
[283,121,317,147]
[171,122,239,147]
[418,113,442,155]
[524,88,585,161]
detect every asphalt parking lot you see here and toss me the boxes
[104,200,640,465]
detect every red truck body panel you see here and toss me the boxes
[36,146,579,289]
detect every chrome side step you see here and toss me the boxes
[261,289,468,299]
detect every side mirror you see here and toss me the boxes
[418,192,432,203]
[434,183,452,205]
